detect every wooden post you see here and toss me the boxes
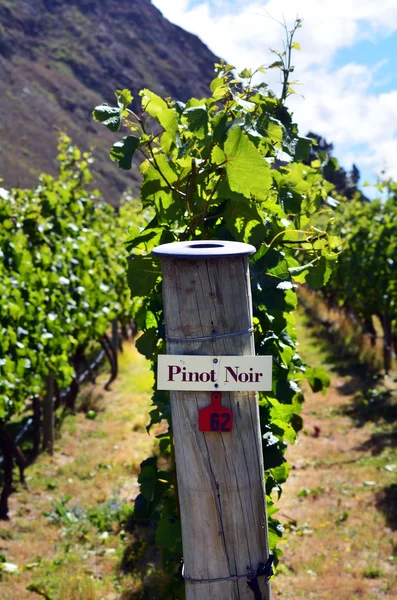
[153,241,271,600]
[42,372,55,454]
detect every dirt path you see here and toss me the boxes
[272,315,397,600]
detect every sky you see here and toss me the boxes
[153,0,397,197]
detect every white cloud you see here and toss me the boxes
[153,0,397,68]
[153,0,397,184]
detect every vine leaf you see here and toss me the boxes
[294,136,312,161]
[115,89,133,111]
[135,328,158,360]
[306,255,332,289]
[110,136,140,170]
[183,106,208,139]
[156,517,182,553]
[127,255,161,298]
[92,104,122,132]
[223,128,272,198]
[306,366,330,395]
[268,518,284,549]
[140,89,178,137]
[271,462,291,484]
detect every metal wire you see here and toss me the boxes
[182,557,274,586]
[166,326,254,343]
[182,563,256,584]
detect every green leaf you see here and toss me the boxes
[211,145,226,165]
[110,136,140,170]
[223,128,271,199]
[210,77,225,92]
[268,61,284,69]
[288,262,315,276]
[221,186,268,245]
[213,85,229,100]
[140,89,178,137]
[306,366,330,395]
[294,136,312,161]
[145,310,158,329]
[306,255,332,290]
[238,68,252,78]
[157,433,171,456]
[268,397,300,423]
[127,255,161,298]
[262,431,286,469]
[272,419,297,443]
[156,517,182,553]
[183,106,208,139]
[232,93,256,111]
[135,328,158,360]
[115,89,133,111]
[127,227,169,254]
[92,104,121,132]
[268,518,284,549]
[271,462,291,484]
[141,159,181,222]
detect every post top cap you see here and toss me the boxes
[152,240,256,259]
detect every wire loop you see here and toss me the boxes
[182,563,256,584]
[182,556,274,585]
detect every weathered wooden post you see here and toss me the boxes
[153,240,272,600]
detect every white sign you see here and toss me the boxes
[157,355,272,392]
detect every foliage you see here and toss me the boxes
[305,131,366,201]
[325,181,397,371]
[0,136,134,422]
[94,29,336,593]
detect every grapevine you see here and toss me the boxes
[0,135,136,516]
[94,30,338,594]
[324,182,397,372]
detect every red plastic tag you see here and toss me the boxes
[198,391,233,432]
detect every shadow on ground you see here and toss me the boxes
[375,484,397,531]
[342,388,397,428]
[357,432,397,455]
[300,308,381,393]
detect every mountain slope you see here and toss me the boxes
[0,0,218,200]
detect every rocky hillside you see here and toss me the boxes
[0,0,218,200]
